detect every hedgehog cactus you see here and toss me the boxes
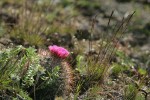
[48,45,70,59]
[48,45,74,96]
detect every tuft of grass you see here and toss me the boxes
[46,22,76,35]
[135,92,145,100]
[124,84,138,100]
[76,0,101,9]
[72,11,136,99]
[6,0,47,47]
[0,25,6,37]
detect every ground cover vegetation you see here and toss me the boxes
[0,0,150,100]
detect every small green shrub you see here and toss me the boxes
[124,84,138,100]
[0,45,41,99]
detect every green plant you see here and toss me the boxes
[111,63,122,77]
[0,24,6,37]
[135,92,145,100]
[85,85,103,100]
[7,0,47,47]
[76,0,100,9]
[72,11,136,99]
[111,50,135,77]
[33,66,60,100]
[0,45,41,99]
[124,84,138,100]
[76,56,102,82]
[33,46,75,99]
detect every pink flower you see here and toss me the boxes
[48,45,70,59]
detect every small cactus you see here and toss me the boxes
[38,45,74,98]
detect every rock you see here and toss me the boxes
[0,37,12,45]
[0,12,18,27]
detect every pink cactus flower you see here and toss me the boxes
[48,45,70,59]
